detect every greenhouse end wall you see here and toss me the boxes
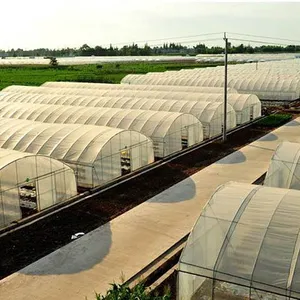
[65,132,154,188]
[0,155,77,229]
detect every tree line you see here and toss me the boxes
[1,42,300,58]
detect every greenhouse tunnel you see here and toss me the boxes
[264,141,300,190]
[179,181,300,300]
[40,82,260,125]
[120,73,300,101]
[0,90,236,139]
[0,148,77,229]
[41,81,238,94]
[0,118,154,188]
[37,87,259,125]
[0,102,203,158]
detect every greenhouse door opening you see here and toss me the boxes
[181,127,188,149]
[121,148,131,176]
[19,180,37,218]
[250,105,254,121]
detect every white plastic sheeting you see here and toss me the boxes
[0,118,154,188]
[195,53,298,63]
[41,81,238,94]
[40,83,239,103]
[0,90,236,139]
[39,83,260,125]
[221,94,261,124]
[4,85,238,105]
[121,74,300,101]
[0,54,297,65]
[120,75,300,100]
[72,90,258,126]
[152,67,300,79]
[0,102,202,158]
[172,60,300,76]
[0,55,196,65]
[161,71,300,84]
[0,149,77,228]
[264,141,300,190]
[179,181,300,300]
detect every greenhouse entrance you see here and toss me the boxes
[250,105,254,121]
[19,179,37,218]
[120,147,131,176]
[181,127,188,149]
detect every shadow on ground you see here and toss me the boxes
[148,177,196,203]
[258,133,278,142]
[0,196,114,278]
[20,223,112,275]
[285,119,300,126]
[215,150,246,164]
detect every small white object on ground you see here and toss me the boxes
[71,232,85,240]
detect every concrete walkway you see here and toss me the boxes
[1,118,300,300]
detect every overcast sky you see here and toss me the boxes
[1,0,300,50]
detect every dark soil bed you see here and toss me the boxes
[0,122,289,279]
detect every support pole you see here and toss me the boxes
[223,32,228,142]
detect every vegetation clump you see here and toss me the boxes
[95,282,170,300]
[49,57,58,67]
[256,113,292,127]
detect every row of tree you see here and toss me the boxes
[1,43,300,58]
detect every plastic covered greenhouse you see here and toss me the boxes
[0,92,236,139]
[178,181,300,300]
[0,149,77,229]
[0,102,202,158]
[0,118,154,188]
[264,141,300,190]
[1,85,259,126]
[41,81,238,94]
[36,86,259,124]
[38,84,239,103]
[86,91,259,126]
[167,64,300,78]
[2,85,237,99]
[122,63,300,80]
[223,94,261,124]
[120,74,300,101]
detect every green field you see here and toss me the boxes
[0,61,225,91]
